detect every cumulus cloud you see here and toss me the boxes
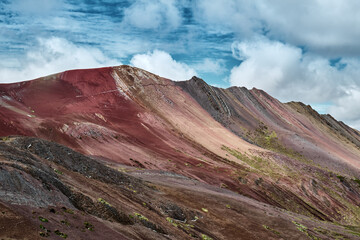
[329,89,360,129]
[194,58,226,75]
[194,0,360,57]
[130,50,197,80]
[229,38,360,128]
[194,0,261,36]
[0,37,119,83]
[258,0,360,57]
[123,0,181,30]
[230,39,345,102]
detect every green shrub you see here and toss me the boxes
[98,198,111,207]
[38,216,48,222]
[54,230,68,238]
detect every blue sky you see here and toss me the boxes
[1,0,360,128]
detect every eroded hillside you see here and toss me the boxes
[0,66,360,239]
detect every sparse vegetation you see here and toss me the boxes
[84,221,94,231]
[337,175,345,182]
[314,226,351,239]
[292,221,307,233]
[344,225,360,237]
[60,220,70,226]
[247,122,309,163]
[134,212,149,221]
[166,217,178,227]
[263,225,280,235]
[201,208,208,213]
[221,145,283,178]
[39,224,51,237]
[39,232,49,237]
[54,168,63,175]
[62,208,74,214]
[201,234,213,240]
[352,178,360,187]
[54,230,68,239]
[38,216,48,222]
[1,136,9,141]
[292,221,321,240]
[98,198,111,207]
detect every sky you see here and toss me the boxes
[1,0,360,129]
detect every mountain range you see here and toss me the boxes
[0,65,360,239]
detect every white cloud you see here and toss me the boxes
[229,39,346,102]
[123,0,181,30]
[193,58,226,75]
[0,37,120,83]
[229,38,360,129]
[194,0,261,36]
[130,50,197,81]
[257,0,360,57]
[329,89,360,129]
[194,0,360,57]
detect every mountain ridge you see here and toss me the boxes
[1,65,360,239]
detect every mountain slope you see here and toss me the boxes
[177,76,360,175]
[2,136,359,240]
[1,65,360,239]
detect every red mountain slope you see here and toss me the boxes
[1,65,360,239]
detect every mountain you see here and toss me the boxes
[0,65,360,239]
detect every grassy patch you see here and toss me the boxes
[134,212,148,221]
[166,217,179,227]
[221,145,265,171]
[201,234,213,240]
[98,198,111,207]
[248,123,310,163]
[221,145,284,179]
[54,168,63,175]
[38,216,48,222]
[292,221,321,240]
[201,208,208,213]
[166,217,194,229]
[54,230,68,239]
[292,221,307,233]
[62,208,74,214]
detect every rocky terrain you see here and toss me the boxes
[0,65,360,239]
